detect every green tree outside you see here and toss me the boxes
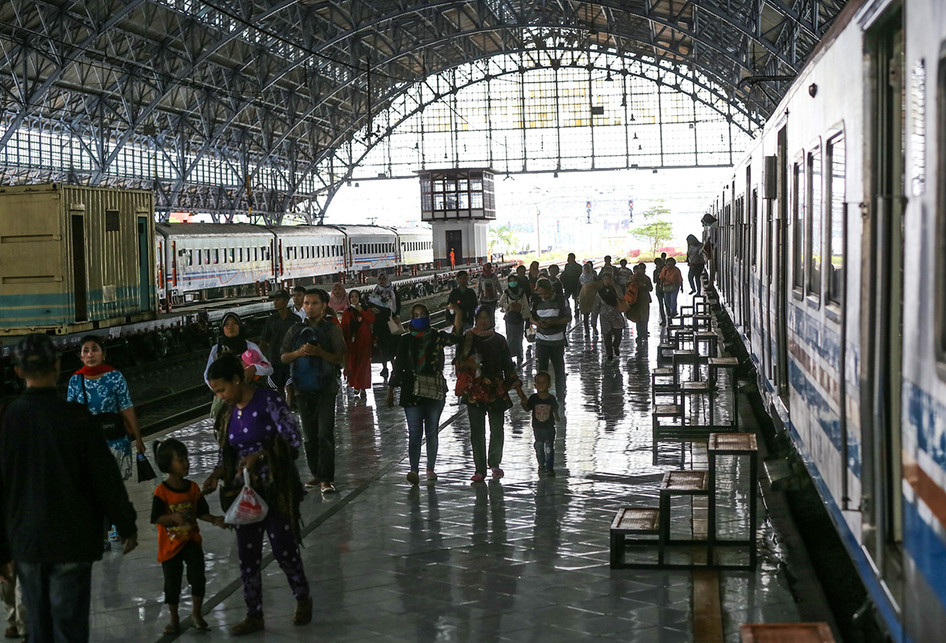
[630,199,673,255]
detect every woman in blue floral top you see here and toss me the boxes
[66,336,145,482]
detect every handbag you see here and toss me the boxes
[136,453,157,482]
[81,376,127,441]
[224,478,269,525]
[387,317,405,336]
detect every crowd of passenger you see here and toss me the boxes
[0,238,713,640]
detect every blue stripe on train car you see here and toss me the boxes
[761,374,909,643]
[788,361,862,477]
[904,496,946,627]
[0,293,72,325]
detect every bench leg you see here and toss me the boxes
[610,532,624,568]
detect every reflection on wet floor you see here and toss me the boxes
[91,302,802,642]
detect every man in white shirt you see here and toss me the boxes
[291,285,307,321]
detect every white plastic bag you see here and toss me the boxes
[224,479,269,525]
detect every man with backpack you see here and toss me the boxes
[281,289,346,494]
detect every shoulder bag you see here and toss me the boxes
[81,376,128,441]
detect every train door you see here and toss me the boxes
[137,217,151,311]
[862,7,905,606]
[71,214,88,323]
[765,195,773,381]
[775,125,790,398]
[446,229,463,265]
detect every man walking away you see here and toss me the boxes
[0,334,138,643]
[560,253,582,314]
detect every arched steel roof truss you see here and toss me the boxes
[0,0,847,223]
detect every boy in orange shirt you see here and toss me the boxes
[151,439,225,635]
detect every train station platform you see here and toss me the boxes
[91,300,821,642]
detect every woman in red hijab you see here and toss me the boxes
[341,290,375,398]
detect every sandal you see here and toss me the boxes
[229,616,264,636]
[163,622,181,635]
[470,473,485,483]
[192,615,209,631]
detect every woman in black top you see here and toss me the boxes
[387,303,463,485]
[456,306,520,483]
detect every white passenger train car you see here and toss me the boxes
[156,223,274,302]
[705,1,946,640]
[334,225,397,273]
[394,225,434,268]
[270,226,346,283]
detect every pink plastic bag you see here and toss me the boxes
[224,480,269,525]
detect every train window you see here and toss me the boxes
[827,132,846,304]
[937,49,946,368]
[228,248,235,263]
[187,250,194,266]
[203,249,210,265]
[751,189,758,267]
[808,146,823,298]
[792,157,806,290]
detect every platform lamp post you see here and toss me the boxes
[536,205,541,258]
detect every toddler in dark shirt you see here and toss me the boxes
[515,372,560,476]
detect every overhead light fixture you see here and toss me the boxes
[638,145,642,151]
[553,171,559,178]
[605,69,613,81]
[632,132,638,140]
[652,169,658,174]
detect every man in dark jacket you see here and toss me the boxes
[0,334,138,642]
[560,253,582,311]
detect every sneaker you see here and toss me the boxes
[426,469,438,481]
[107,526,121,542]
[406,470,420,485]
[359,389,367,399]
[470,473,485,483]
[380,367,389,379]
[688,289,695,295]
[491,467,504,479]
[320,482,335,494]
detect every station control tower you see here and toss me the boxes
[417,169,495,266]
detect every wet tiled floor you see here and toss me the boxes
[92,303,803,642]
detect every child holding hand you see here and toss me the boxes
[515,371,560,476]
[151,439,226,635]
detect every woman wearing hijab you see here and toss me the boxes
[204,312,273,441]
[590,273,627,361]
[367,273,401,379]
[577,262,599,334]
[386,303,464,484]
[626,263,654,344]
[499,274,531,367]
[456,306,520,483]
[341,290,375,398]
[328,282,349,317]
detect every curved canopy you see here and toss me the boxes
[0,0,847,223]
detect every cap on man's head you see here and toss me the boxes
[13,333,58,371]
[271,289,290,300]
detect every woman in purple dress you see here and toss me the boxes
[202,354,310,636]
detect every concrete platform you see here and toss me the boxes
[90,302,805,642]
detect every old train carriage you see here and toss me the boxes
[0,183,155,334]
[155,223,274,304]
[394,225,434,269]
[270,225,346,285]
[334,224,397,273]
